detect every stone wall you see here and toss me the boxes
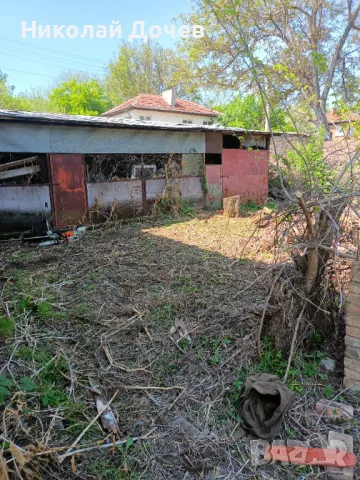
[344,261,360,390]
[269,133,310,158]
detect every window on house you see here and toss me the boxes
[131,164,157,179]
[139,116,151,121]
[203,121,212,125]
[335,126,344,137]
[223,134,241,149]
[205,154,222,165]
[183,120,193,124]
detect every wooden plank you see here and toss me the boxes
[0,165,41,180]
[0,156,39,171]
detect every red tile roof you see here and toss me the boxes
[327,109,360,124]
[103,94,220,117]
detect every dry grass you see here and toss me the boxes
[0,212,359,479]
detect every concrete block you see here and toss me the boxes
[346,313,360,328]
[350,261,360,281]
[346,292,360,307]
[347,303,360,316]
[319,357,336,372]
[344,357,360,373]
[345,345,360,360]
[326,431,353,479]
[315,399,353,421]
[345,335,360,348]
[349,282,360,295]
[287,440,309,447]
[344,367,360,381]
[343,377,360,391]
[346,325,360,339]
[250,439,268,466]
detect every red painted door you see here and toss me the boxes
[49,154,88,228]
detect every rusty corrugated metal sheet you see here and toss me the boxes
[221,150,269,204]
[49,154,88,228]
[205,165,222,202]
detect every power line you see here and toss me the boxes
[0,66,57,79]
[0,51,104,76]
[0,42,106,72]
[0,35,107,65]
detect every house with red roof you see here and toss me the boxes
[325,109,360,169]
[327,109,360,137]
[102,88,220,126]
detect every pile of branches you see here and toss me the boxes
[259,146,360,368]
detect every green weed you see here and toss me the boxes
[242,199,260,213]
[324,384,334,399]
[204,200,222,211]
[0,316,15,338]
[150,304,175,328]
[10,251,38,263]
[177,277,199,293]
[231,337,328,401]
[153,352,180,382]
[200,335,232,365]
[179,200,195,217]
[11,269,30,290]
[37,302,67,321]
[16,345,52,363]
[0,375,14,404]
[17,296,35,313]
[86,457,138,480]
[15,347,69,407]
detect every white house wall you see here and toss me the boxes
[87,181,143,209]
[110,109,216,125]
[0,122,206,154]
[87,177,204,219]
[0,185,51,232]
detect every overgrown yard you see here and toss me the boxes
[0,213,359,479]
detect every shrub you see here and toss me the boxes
[284,130,333,193]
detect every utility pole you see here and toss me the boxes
[264,102,271,132]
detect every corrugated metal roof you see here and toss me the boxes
[0,108,270,135]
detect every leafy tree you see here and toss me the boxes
[104,41,196,104]
[0,71,16,109]
[0,71,55,112]
[214,94,295,131]
[180,0,360,139]
[285,129,333,192]
[50,79,111,116]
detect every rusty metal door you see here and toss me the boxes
[49,154,88,228]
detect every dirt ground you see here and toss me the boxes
[0,213,359,479]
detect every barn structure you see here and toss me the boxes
[0,109,271,232]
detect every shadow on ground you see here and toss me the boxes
[0,214,357,479]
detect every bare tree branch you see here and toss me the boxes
[321,2,360,104]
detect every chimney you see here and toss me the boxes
[162,88,176,107]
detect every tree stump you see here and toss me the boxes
[223,195,243,217]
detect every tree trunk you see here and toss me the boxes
[263,202,346,353]
[313,102,332,141]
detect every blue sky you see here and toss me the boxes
[0,0,192,93]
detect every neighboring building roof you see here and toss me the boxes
[327,109,360,124]
[0,108,272,135]
[102,94,220,118]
